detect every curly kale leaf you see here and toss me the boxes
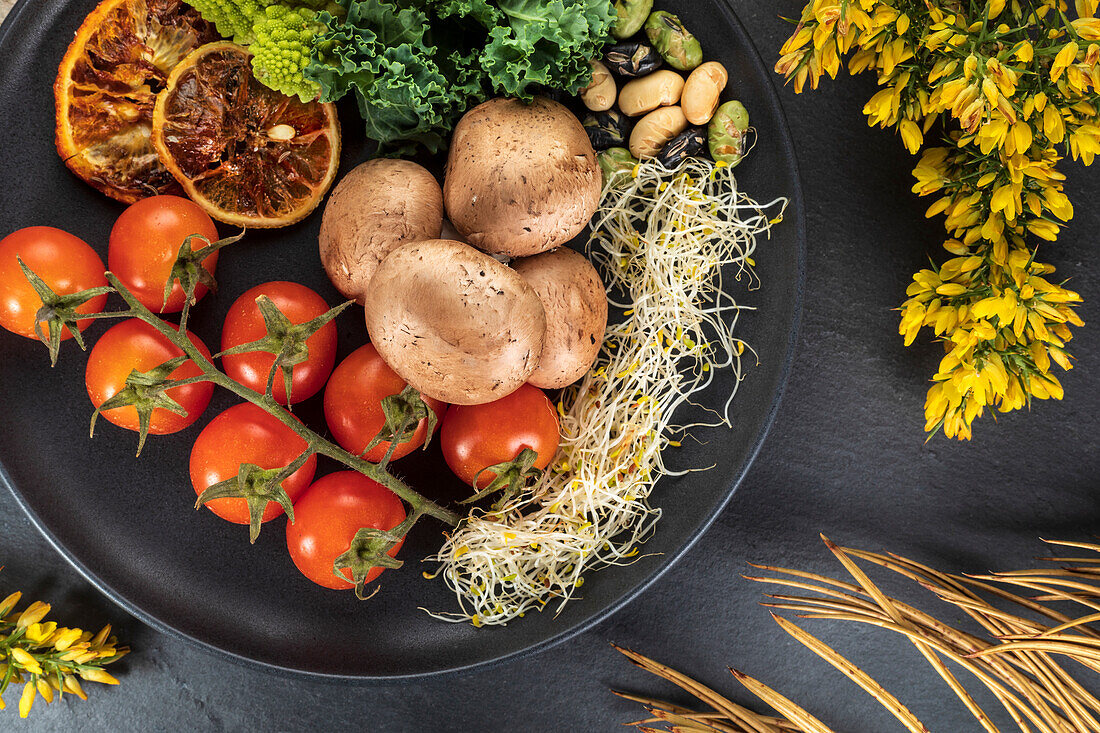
[306,0,486,154]
[304,0,613,153]
[426,0,501,27]
[483,0,615,100]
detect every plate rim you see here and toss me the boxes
[0,0,806,681]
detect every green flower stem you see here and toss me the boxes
[104,272,460,528]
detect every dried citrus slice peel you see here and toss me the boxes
[54,0,218,203]
[152,42,341,229]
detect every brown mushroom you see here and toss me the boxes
[365,239,547,405]
[444,97,602,258]
[319,159,443,304]
[512,248,608,389]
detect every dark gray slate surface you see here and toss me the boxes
[2,1,1099,730]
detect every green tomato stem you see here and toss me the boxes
[103,272,461,528]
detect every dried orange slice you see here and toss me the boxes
[54,0,218,204]
[151,42,341,228]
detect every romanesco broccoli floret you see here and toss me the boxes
[249,5,325,102]
[185,0,269,43]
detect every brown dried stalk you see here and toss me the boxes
[615,536,1100,733]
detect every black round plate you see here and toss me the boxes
[0,0,805,679]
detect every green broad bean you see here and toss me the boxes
[598,147,639,188]
[611,0,654,40]
[708,101,750,167]
[645,11,702,72]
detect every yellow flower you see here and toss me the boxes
[820,42,841,79]
[848,48,876,74]
[898,119,923,153]
[52,626,84,651]
[19,681,35,719]
[62,674,87,700]
[0,591,21,617]
[11,647,43,676]
[1007,121,1033,155]
[1070,125,1100,164]
[1043,188,1073,220]
[990,185,1017,219]
[775,50,805,80]
[1073,18,1100,41]
[987,58,1018,97]
[16,601,50,629]
[77,668,120,686]
[863,87,897,126]
[1027,219,1060,240]
[781,25,813,55]
[35,678,53,705]
[900,303,925,345]
[976,117,1009,153]
[1052,42,1079,82]
[1043,105,1066,143]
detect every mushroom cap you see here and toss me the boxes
[444,97,602,258]
[365,239,547,405]
[512,248,608,389]
[319,159,443,304]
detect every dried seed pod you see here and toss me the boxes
[629,105,688,159]
[618,69,685,117]
[583,110,631,150]
[681,61,729,125]
[656,127,706,169]
[580,60,617,112]
[604,42,663,78]
[645,11,703,72]
[708,100,750,167]
[598,147,638,187]
[611,0,654,40]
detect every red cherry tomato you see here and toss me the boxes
[323,344,446,463]
[0,226,108,340]
[221,281,337,405]
[286,472,406,590]
[190,402,318,525]
[109,195,219,313]
[441,384,560,489]
[85,318,214,434]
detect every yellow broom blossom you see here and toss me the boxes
[0,573,127,717]
[777,0,1089,440]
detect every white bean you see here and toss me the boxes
[580,60,617,112]
[681,62,729,125]
[629,106,688,159]
[618,70,685,117]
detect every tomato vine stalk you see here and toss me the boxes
[17,233,462,599]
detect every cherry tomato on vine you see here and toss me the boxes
[0,226,108,340]
[286,472,407,591]
[221,281,337,405]
[190,402,318,525]
[324,344,446,463]
[108,195,220,313]
[441,384,560,489]
[85,318,214,434]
